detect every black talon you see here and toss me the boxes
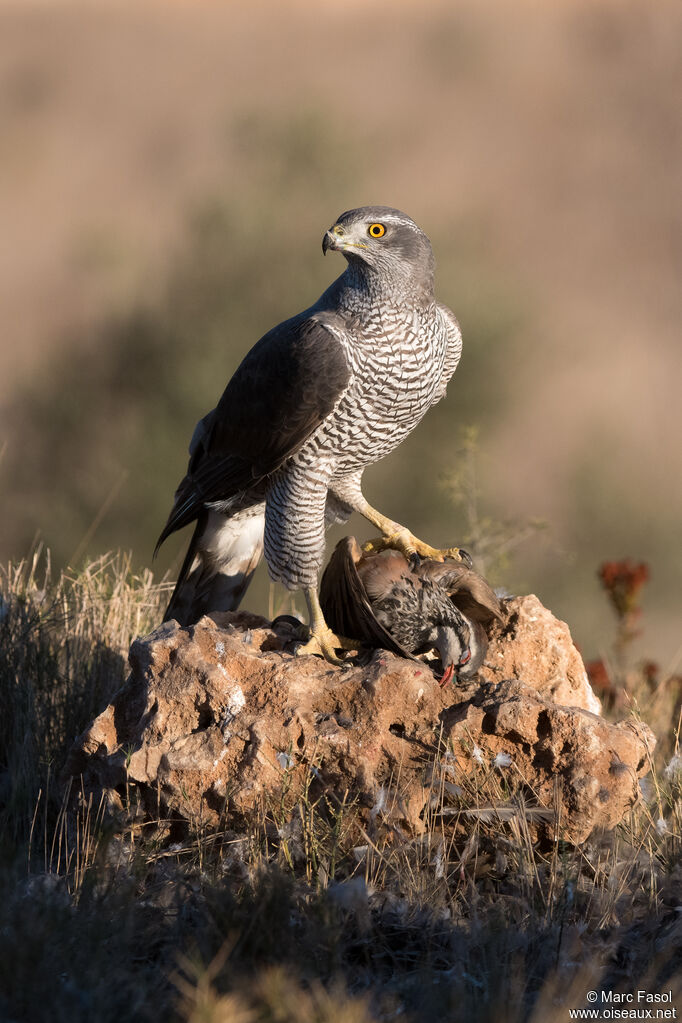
[272,614,304,628]
[458,549,474,569]
[272,614,307,640]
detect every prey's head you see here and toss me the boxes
[430,614,472,688]
[322,206,434,291]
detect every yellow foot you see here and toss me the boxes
[362,531,471,566]
[295,624,357,666]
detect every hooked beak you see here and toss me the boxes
[322,229,340,255]
[323,224,367,257]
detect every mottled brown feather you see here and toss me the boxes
[320,538,503,667]
[417,560,503,624]
[319,538,415,659]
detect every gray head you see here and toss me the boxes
[428,610,472,687]
[322,206,435,296]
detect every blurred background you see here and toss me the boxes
[1,0,680,666]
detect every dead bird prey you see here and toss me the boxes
[320,538,504,683]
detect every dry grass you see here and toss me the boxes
[0,551,680,1022]
[0,548,171,848]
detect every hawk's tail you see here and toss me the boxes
[163,505,265,626]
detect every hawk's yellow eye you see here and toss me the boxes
[368,223,386,238]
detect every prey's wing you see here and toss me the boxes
[418,560,503,625]
[320,538,413,658]
[157,312,350,550]
[355,549,414,601]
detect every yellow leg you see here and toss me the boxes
[295,588,357,665]
[358,502,469,564]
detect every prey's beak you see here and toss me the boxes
[438,663,455,688]
[435,624,470,688]
[437,647,471,688]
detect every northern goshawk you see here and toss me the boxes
[156,206,465,662]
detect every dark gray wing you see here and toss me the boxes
[156,312,350,551]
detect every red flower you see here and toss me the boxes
[585,658,610,693]
[642,660,659,689]
[598,560,649,619]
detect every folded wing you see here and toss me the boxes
[156,312,350,552]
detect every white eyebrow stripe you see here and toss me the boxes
[368,214,421,232]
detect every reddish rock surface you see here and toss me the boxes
[64,596,655,845]
[443,680,651,842]
[478,595,602,714]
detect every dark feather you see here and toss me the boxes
[417,560,503,624]
[162,512,205,625]
[156,313,350,552]
[356,549,413,601]
[319,538,414,659]
[163,507,264,624]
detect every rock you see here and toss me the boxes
[64,598,655,846]
[443,679,652,843]
[479,594,602,715]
